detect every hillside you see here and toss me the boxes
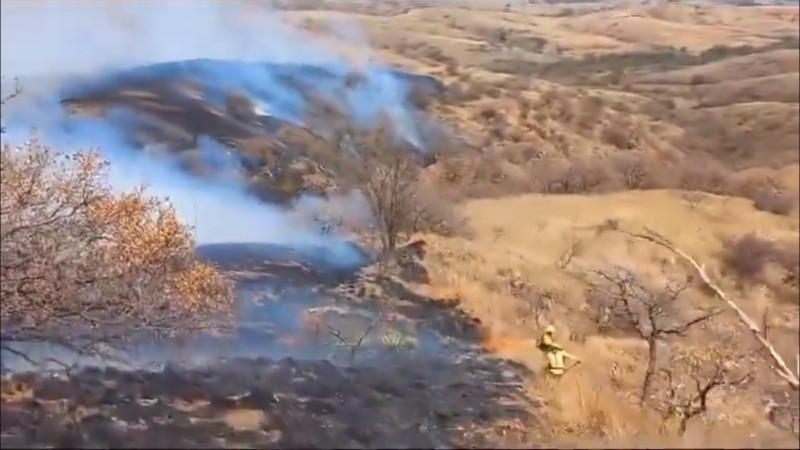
[2,1,799,448]
[415,190,799,446]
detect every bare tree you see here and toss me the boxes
[326,318,381,363]
[656,344,753,435]
[1,140,234,367]
[360,148,420,252]
[589,268,720,402]
[617,227,800,391]
[336,119,462,253]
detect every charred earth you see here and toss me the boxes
[1,241,536,448]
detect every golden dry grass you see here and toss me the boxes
[285,3,800,66]
[14,2,797,445]
[412,190,798,446]
[282,2,799,182]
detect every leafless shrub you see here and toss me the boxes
[225,91,257,122]
[656,344,753,435]
[478,106,499,121]
[601,122,637,150]
[609,152,656,190]
[326,317,380,363]
[617,227,800,390]
[444,62,459,77]
[689,73,707,85]
[543,157,615,194]
[485,86,503,99]
[588,268,720,402]
[676,157,734,195]
[765,388,800,436]
[723,233,779,280]
[496,268,553,325]
[518,98,532,120]
[445,81,487,103]
[0,140,234,364]
[723,233,799,292]
[749,188,798,216]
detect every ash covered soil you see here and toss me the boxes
[1,241,538,449]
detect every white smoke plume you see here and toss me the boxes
[1,0,429,266]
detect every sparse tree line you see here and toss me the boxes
[436,148,798,217]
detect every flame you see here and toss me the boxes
[481,335,531,353]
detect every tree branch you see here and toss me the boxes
[617,227,800,390]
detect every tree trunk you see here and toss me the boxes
[641,337,658,403]
[678,414,689,435]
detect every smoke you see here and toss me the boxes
[1,1,341,76]
[0,0,429,265]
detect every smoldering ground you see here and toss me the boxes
[0,0,438,366]
[1,242,539,448]
[1,0,431,246]
[1,2,538,446]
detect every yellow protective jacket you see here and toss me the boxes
[537,333,563,353]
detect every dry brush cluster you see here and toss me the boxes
[576,229,800,437]
[0,140,234,363]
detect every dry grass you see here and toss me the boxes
[280,2,799,194]
[414,190,799,446]
[6,1,799,446]
[222,408,267,431]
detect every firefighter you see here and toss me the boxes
[537,325,579,377]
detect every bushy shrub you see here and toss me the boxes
[0,140,233,355]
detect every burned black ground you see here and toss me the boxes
[1,241,538,448]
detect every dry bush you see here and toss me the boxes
[679,191,706,209]
[619,228,800,391]
[601,122,637,150]
[422,45,456,66]
[608,152,659,190]
[407,84,432,111]
[477,105,500,121]
[655,343,753,435]
[723,233,799,289]
[0,140,233,362]
[675,157,735,195]
[535,157,616,194]
[445,81,490,104]
[749,188,798,216]
[588,267,719,402]
[723,233,780,280]
[439,148,749,202]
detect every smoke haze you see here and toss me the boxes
[0,0,428,265]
